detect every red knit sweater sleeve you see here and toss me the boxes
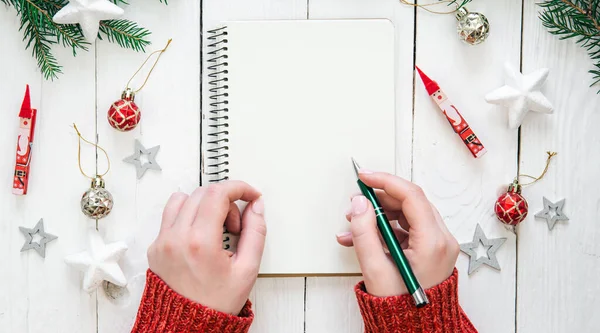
[130,270,253,333]
[355,268,477,333]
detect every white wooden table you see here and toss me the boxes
[1,0,599,332]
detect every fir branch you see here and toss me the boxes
[539,0,600,92]
[19,0,89,78]
[25,0,90,54]
[3,0,167,80]
[19,1,62,79]
[99,19,151,52]
[39,0,66,9]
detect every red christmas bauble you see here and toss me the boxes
[494,181,528,226]
[108,89,141,131]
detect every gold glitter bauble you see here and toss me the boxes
[81,176,113,219]
[456,8,490,45]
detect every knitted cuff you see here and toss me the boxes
[131,270,253,333]
[355,268,477,333]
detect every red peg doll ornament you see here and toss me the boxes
[494,152,556,226]
[107,39,172,132]
[495,180,528,226]
[108,89,140,131]
[13,85,37,195]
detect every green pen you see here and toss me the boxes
[351,158,429,308]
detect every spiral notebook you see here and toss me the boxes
[202,20,396,275]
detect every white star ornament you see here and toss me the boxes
[65,229,128,293]
[485,62,554,129]
[53,0,124,42]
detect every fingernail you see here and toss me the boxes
[252,197,264,215]
[351,196,368,216]
[345,207,352,216]
[336,231,352,238]
[349,191,362,200]
[358,168,374,175]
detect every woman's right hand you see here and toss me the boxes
[336,170,460,297]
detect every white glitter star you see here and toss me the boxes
[485,62,554,129]
[53,0,124,42]
[65,230,128,292]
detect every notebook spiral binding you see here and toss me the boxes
[207,26,231,250]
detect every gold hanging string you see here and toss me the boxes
[399,0,459,14]
[518,151,557,187]
[73,124,110,179]
[126,39,173,93]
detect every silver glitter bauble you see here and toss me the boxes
[456,8,490,45]
[81,176,113,219]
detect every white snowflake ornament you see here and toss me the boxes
[65,229,128,293]
[485,62,554,129]
[53,0,124,42]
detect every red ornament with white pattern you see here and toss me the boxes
[107,89,141,132]
[494,180,528,226]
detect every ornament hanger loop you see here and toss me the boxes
[73,123,110,179]
[518,151,557,187]
[399,0,459,14]
[126,38,172,94]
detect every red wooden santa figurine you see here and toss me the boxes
[13,85,37,195]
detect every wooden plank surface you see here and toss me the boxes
[0,8,97,333]
[2,0,600,332]
[306,276,364,333]
[412,1,522,332]
[518,2,600,333]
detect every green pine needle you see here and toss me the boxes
[3,0,167,80]
[99,20,152,52]
[1,0,16,6]
[21,10,63,80]
[539,0,600,92]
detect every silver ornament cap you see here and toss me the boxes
[81,176,113,219]
[456,7,490,45]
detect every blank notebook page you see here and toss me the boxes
[225,20,396,275]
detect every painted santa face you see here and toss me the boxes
[432,89,448,106]
[20,118,31,130]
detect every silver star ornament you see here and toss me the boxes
[460,224,506,275]
[485,62,554,129]
[19,219,58,258]
[123,140,162,179]
[53,0,124,42]
[535,197,569,230]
